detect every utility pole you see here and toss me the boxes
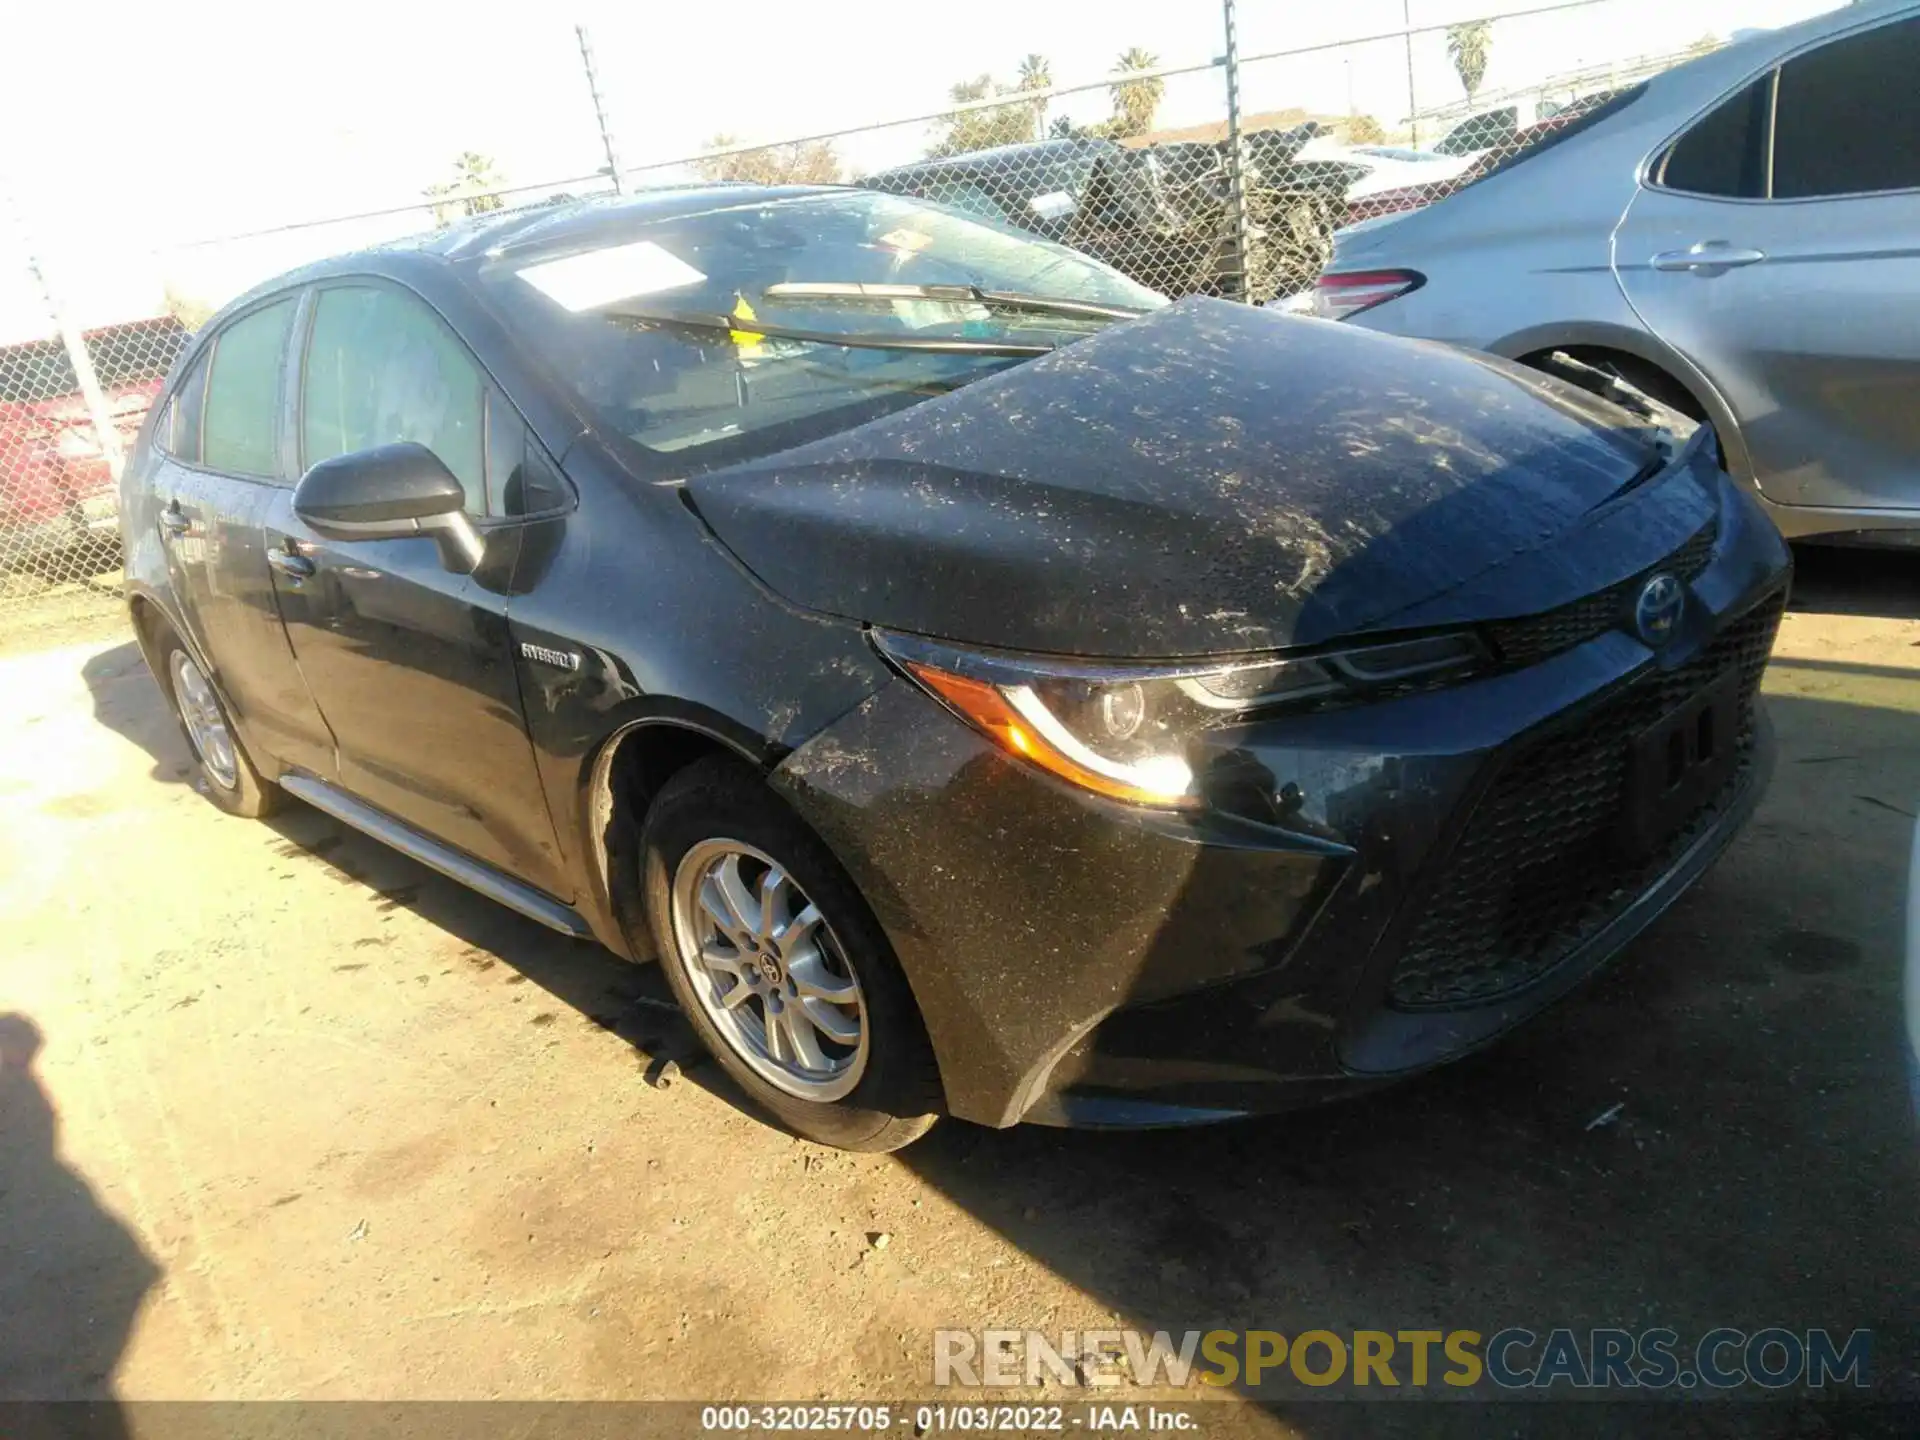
[1402,0,1420,145]
[1220,0,1254,302]
[575,24,624,194]
[3,189,122,480]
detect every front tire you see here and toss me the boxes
[640,757,940,1152]
[160,639,281,818]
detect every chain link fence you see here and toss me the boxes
[0,307,189,638]
[0,0,1722,639]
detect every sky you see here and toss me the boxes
[0,0,1845,343]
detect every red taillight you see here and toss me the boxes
[1311,269,1424,322]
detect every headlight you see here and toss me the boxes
[875,629,1486,809]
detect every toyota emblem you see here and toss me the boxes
[1634,572,1685,647]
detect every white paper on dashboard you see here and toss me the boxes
[517,242,707,311]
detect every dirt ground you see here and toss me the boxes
[1,549,1915,1435]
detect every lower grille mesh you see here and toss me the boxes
[1388,589,1785,1009]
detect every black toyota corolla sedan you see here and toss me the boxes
[120,184,1790,1150]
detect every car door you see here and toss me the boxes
[267,278,570,898]
[1614,12,1920,511]
[153,296,335,777]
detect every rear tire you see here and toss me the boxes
[157,634,281,819]
[640,756,940,1152]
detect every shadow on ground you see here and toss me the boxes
[0,1013,154,1432]
[76,591,1920,1437]
[1788,542,1919,621]
[881,675,1920,1434]
[80,638,729,1105]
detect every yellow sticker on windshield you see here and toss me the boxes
[877,228,933,255]
[731,294,765,357]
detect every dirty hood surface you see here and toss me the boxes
[686,297,1661,657]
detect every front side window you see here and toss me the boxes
[201,300,295,477]
[1772,16,1920,199]
[480,190,1165,465]
[302,285,487,513]
[1659,77,1772,198]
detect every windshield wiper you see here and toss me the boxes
[599,303,1055,357]
[763,282,1146,323]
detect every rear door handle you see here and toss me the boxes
[1650,243,1767,274]
[267,547,315,579]
[159,501,191,535]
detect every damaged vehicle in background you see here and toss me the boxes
[1,316,187,573]
[861,125,1354,301]
[120,183,1790,1152]
[1316,0,1920,545]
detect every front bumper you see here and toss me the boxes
[773,471,1793,1129]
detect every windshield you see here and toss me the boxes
[1355,146,1451,164]
[479,190,1165,463]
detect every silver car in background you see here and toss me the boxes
[1316,0,1920,546]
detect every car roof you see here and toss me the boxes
[1339,0,1918,250]
[206,182,845,318]
[1638,0,1916,101]
[420,183,841,261]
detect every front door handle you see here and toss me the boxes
[267,547,316,579]
[1649,243,1767,274]
[159,501,191,535]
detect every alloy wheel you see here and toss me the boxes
[170,650,239,792]
[668,838,869,1101]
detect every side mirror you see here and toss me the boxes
[293,442,483,574]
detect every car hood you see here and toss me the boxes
[685,297,1670,658]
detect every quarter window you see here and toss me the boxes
[302,285,487,513]
[1660,77,1771,199]
[201,300,295,477]
[163,352,210,465]
[1772,16,1920,199]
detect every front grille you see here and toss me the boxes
[1388,589,1785,1009]
[1488,519,1718,668]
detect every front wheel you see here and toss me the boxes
[641,757,940,1152]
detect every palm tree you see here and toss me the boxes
[453,152,504,213]
[1017,53,1053,135]
[1110,47,1164,139]
[1446,21,1494,102]
[695,134,843,185]
[928,74,1038,156]
[425,152,506,228]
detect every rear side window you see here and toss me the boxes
[1436,107,1518,156]
[1458,86,1644,193]
[163,352,209,465]
[201,299,296,478]
[1660,77,1772,198]
[1772,16,1920,198]
[301,285,487,513]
